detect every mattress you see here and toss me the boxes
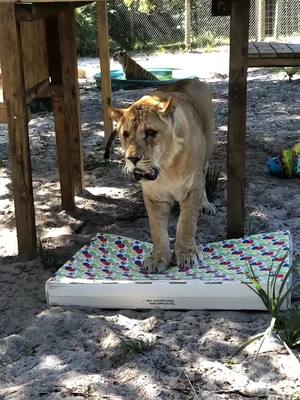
[46,230,293,310]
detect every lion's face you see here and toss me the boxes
[110,96,175,181]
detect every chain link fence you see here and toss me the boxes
[75,0,300,57]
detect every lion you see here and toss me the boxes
[109,78,215,273]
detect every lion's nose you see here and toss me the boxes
[127,156,141,165]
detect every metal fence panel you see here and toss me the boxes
[75,0,300,57]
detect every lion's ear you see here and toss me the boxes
[109,107,124,121]
[158,96,176,117]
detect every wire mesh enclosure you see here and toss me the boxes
[75,0,300,57]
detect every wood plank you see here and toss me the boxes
[269,42,295,57]
[254,42,277,57]
[20,19,49,90]
[52,96,77,210]
[45,15,75,211]
[58,9,84,194]
[227,0,250,239]
[96,1,113,145]
[257,0,265,41]
[248,42,259,58]
[286,43,300,56]
[0,4,37,259]
[248,57,300,67]
[184,0,191,51]
[16,3,73,21]
[0,103,7,123]
[14,0,102,2]
[15,3,89,21]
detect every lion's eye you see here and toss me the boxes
[123,131,130,140]
[145,128,157,138]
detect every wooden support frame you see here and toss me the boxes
[45,15,75,211]
[15,2,90,22]
[227,0,250,238]
[0,3,37,260]
[58,9,84,194]
[257,0,266,41]
[0,103,7,123]
[96,1,113,144]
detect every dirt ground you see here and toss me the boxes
[0,50,299,399]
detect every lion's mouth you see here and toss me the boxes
[134,167,160,182]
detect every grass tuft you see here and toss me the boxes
[205,165,221,203]
[37,238,58,270]
[234,248,300,360]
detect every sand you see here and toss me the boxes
[0,50,299,399]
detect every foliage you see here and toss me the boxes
[284,67,300,81]
[75,4,98,57]
[235,251,300,361]
[37,238,58,270]
[119,336,154,353]
[245,209,268,236]
[205,166,221,203]
[243,250,293,325]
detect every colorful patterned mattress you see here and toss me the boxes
[45,231,293,310]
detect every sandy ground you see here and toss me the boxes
[0,49,300,399]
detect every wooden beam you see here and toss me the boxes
[184,0,192,51]
[257,0,265,41]
[96,1,113,145]
[0,103,7,123]
[58,9,84,194]
[16,3,75,22]
[227,0,250,239]
[248,57,300,68]
[45,15,75,211]
[0,4,37,260]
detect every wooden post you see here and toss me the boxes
[184,0,192,51]
[274,0,282,39]
[257,0,266,41]
[58,9,84,194]
[45,15,75,211]
[96,1,113,145]
[227,0,250,238]
[0,4,37,260]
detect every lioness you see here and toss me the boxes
[110,78,215,273]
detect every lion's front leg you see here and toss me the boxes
[175,188,203,270]
[142,195,172,273]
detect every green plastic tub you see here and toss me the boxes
[94,68,195,91]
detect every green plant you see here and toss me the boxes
[234,251,300,360]
[269,66,300,81]
[119,336,154,353]
[100,317,155,354]
[245,209,268,236]
[278,308,300,349]
[244,250,293,321]
[37,238,58,270]
[284,67,300,82]
[205,166,221,203]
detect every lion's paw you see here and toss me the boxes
[176,249,203,271]
[142,255,170,274]
[202,201,217,215]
